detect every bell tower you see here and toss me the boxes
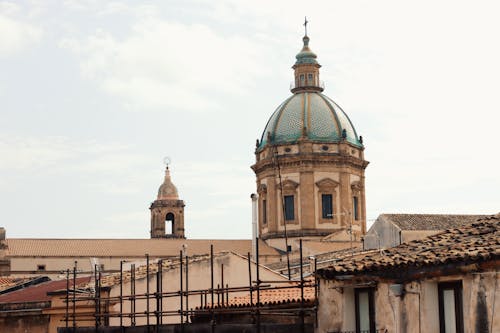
[150,164,185,239]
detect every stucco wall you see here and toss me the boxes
[0,313,49,333]
[9,257,145,278]
[317,270,500,333]
[8,253,278,279]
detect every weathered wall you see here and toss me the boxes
[0,303,50,333]
[57,322,314,333]
[316,279,349,333]
[317,270,500,333]
[462,271,500,332]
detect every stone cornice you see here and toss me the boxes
[255,139,365,154]
[150,200,185,209]
[251,153,369,174]
[261,229,337,240]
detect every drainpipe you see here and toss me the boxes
[251,193,259,261]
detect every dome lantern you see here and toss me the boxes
[291,23,324,94]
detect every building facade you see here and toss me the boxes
[316,214,500,333]
[252,32,369,252]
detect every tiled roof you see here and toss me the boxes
[318,214,500,277]
[6,238,278,257]
[221,285,316,308]
[0,277,90,303]
[0,277,34,291]
[380,213,488,231]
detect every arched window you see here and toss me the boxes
[165,213,175,234]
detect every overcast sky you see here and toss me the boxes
[1,0,499,239]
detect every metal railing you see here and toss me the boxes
[290,80,325,91]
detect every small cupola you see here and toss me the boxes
[157,167,179,200]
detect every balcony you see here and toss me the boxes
[290,80,325,93]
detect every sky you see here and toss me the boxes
[1,0,499,239]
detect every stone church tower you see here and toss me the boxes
[150,167,185,238]
[251,32,369,251]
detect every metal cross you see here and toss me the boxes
[303,16,308,36]
[163,156,171,168]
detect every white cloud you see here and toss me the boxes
[104,210,147,224]
[0,2,20,15]
[0,135,75,170]
[60,17,267,111]
[0,13,42,56]
[0,135,143,173]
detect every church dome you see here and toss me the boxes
[258,91,362,149]
[258,31,362,150]
[157,168,179,200]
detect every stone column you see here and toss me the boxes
[175,203,185,238]
[300,171,315,230]
[266,174,278,234]
[360,175,367,234]
[339,172,350,227]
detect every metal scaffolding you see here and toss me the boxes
[60,239,317,333]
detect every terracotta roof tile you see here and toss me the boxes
[318,214,500,277]
[222,285,316,307]
[199,279,316,309]
[0,277,33,291]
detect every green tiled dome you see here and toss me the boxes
[259,92,362,149]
